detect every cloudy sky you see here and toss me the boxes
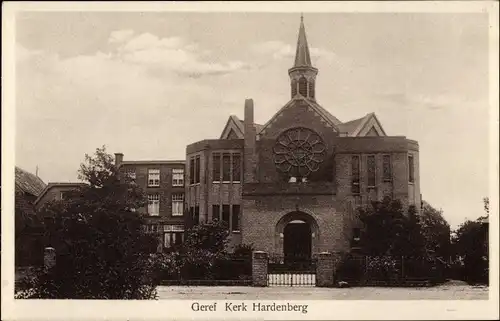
[14,11,491,227]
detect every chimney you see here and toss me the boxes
[244,99,257,183]
[114,153,124,167]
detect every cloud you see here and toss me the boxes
[251,40,336,62]
[108,32,250,78]
[108,29,135,44]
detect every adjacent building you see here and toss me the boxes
[114,153,186,251]
[184,17,421,260]
[15,167,46,267]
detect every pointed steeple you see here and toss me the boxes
[288,15,318,101]
[294,14,312,67]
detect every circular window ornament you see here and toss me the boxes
[273,127,327,178]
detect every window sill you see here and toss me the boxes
[189,183,201,187]
[172,185,184,187]
[409,181,415,185]
[172,214,184,217]
[147,185,161,188]
[232,230,241,233]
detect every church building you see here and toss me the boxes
[185,17,421,261]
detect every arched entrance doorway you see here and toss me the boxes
[283,220,312,264]
[275,211,319,265]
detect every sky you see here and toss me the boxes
[14,11,492,228]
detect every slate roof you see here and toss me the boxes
[336,116,366,136]
[294,15,312,67]
[15,167,46,197]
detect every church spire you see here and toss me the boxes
[289,15,318,100]
[294,13,312,67]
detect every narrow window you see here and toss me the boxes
[222,204,230,228]
[408,155,415,183]
[147,194,160,216]
[232,153,241,182]
[194,206,200,225]
[298,76,308,96]
[189,158,195,185]
[291,79,298,97]
[232,205,240,232]
[382,155,392,182]
[213,153,221,182]
[351,155,360,194]
[195,156,201,184]
[308,80,315,99]
[367,155,376,187]
[172,193,184,216]
[212,204,220,221]
[222,153,231,182]
[172,168,184,186]
[148,169,160,187]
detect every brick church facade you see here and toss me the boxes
[185,17,421,260]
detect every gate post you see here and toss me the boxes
[316,252,334,287]
[252,251,268,287]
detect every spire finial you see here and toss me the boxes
[300,13,304,22]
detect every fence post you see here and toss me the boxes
[252,251,268,287]
[44,247,56,271]
[317,252,334,287]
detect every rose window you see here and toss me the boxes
[273,127,327,178]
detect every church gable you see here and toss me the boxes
[259,98,339,139]
[354,113,386,137]
[220,115,244,139]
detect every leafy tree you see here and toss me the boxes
[451,199,489,285]
[358,197,425,256]
[178,220,230,279]
[16,146,160,299]
[420,201,451,259]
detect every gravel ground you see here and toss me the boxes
[157,282,489,300]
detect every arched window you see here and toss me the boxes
[291,79,298,97]
[308,80,315,99]
[298,77,308,97]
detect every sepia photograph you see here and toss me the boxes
[2,1,499,320]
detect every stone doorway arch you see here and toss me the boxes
[275,211,319,262]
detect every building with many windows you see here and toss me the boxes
[184,17,421,260]
[114,153,185,251]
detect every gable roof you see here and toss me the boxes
[34,182,87,206]
[15,166,46,197]
[258,97,341,136]
[220,115,263,139]
[337,113,387,137]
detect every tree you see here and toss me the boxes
[16,146,161,299]
[420,201,451,259]
[177,220,230,279]
[358,197,425,256]
[451,198,489,285]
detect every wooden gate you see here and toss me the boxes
[267,254,317,287]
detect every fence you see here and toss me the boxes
[267,253,317,287]
[157,254,253,286]
[334,254,447,286]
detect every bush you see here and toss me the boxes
[365,256,400,282]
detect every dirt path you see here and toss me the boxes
[157,283,489,300]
